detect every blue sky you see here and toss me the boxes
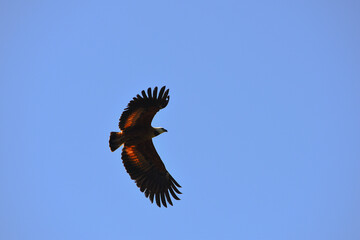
[1,1,360,239]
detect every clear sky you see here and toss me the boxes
[1,1,359,239]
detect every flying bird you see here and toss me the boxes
[109,86,181,207]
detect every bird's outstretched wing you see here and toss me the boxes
[119,86,169,130]
[122,140,182,207]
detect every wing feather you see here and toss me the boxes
[158,86,165,99]
[144,189,150,198]
[147,87,152,99]
[160,192,167,208]
[165,191,173,206]
[119,86,169,130]
[121,140,181,207]
[149,192,155,203]
[155,193,161,207]
[141,90,148,99]
[153,87,158,99]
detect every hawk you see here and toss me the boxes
[109,86,181,207]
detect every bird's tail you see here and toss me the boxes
[109,132,125,152]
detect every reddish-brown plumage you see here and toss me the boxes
[109,86,181,207]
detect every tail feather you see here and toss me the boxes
[109,132,125,152]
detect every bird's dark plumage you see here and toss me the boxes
[109,86,181,207]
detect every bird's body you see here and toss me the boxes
[109,86,181,207]
[110,127,166,148]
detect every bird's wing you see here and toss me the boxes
[119,86,169,130]
[122,140,181,207]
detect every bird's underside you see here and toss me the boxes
[109,86,181,207]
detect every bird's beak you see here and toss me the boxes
[163,128,168,132]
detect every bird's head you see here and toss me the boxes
[153,127,167,136]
